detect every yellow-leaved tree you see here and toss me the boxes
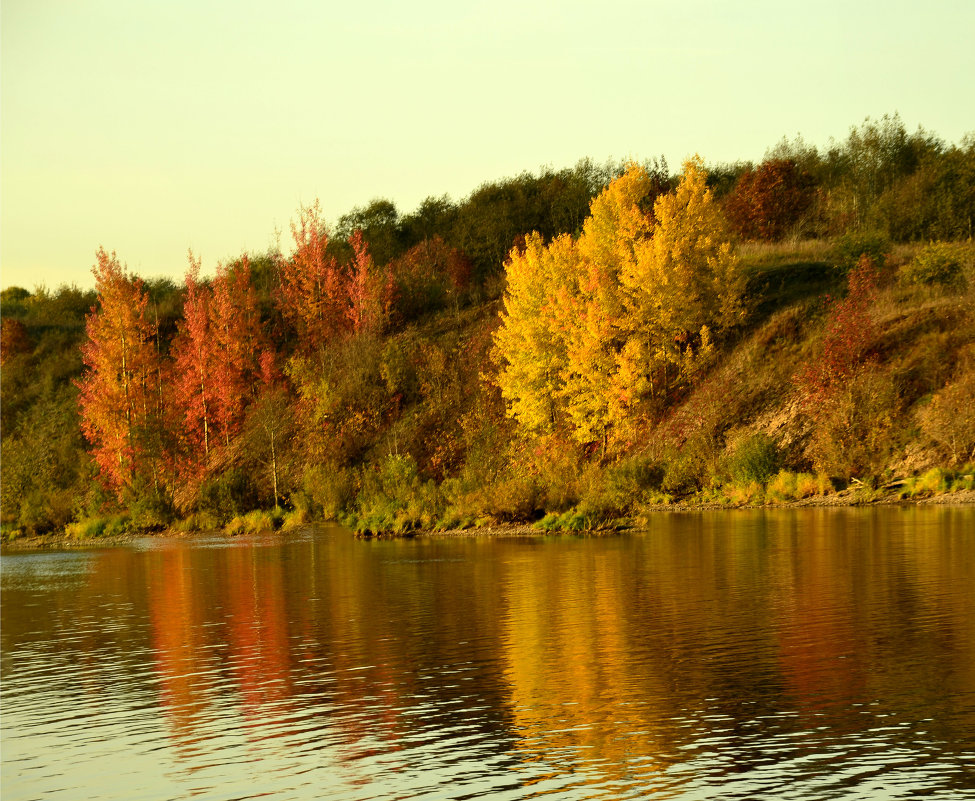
[492,232,576,434]
[560,165,655,445]
[494,158,743,449]
[618,157,745,404]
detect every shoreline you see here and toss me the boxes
[4,489,974,552]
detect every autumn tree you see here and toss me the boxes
[560,164,655,444]
[492,232,575,434]
[171,253,270,491]
[346,230,393,336]
[617,158,744,408]
[795,256,899,478]
[725,158,815,240]
[796,254,879,405]
[77,248,163,496]
[494,160,743,449]
[386,236,471,321]
[241,350,294,507]
[0,318,31,365]
[171,253,217,468]
[211,256,266,443]
[276,201,349,353]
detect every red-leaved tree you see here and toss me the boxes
[797,254,879,406]
[346,230,393,335]
[726,158,815,241]
[171,253,217,469]
[171,254,269,480]
[211,256,266,444]
[276,201,349,353]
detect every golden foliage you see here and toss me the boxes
[494,160,743,447]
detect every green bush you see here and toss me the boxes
[65,513,132,540]
[224,508,283,536]
[124,485,174,530]
[902,467,948,497]
[197,469,259,524]
[724,433,782,485]
[349,454,444,535]
[170,511,220,532]
[440,463,540,525]
[901,243,964,288]
[301,464,354,520]
[832,230,890,274]
[534,505,627,532]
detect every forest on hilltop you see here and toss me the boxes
[2,114,975,540]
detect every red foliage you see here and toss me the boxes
[726,159,815,240]
[170,253,216,466]
[347,230,393,335]
[797,255,879,406]
[77,248,161,494]
[276,201,349,351]
[211,256,266,440]
[0,318,31,364]
[386,236,470,321]
[171,254,269,474]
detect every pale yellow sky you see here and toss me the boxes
[2,0,973,289]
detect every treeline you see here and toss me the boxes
[2,115,974,539]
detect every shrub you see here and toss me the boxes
[917,361,975,465]
[301,464,354,520]
[197,469,259,524]
[224,508,282,536]
[901,243,964,288]
[806,366,900,479]
[904,468,949,497]
[766,470,829,501]
[534,506,625,532]
[280,507,311,531]
[349,454,444,535]
[124,487,173,531]
[832,230,890,274]
[440,465,540,526]
[724,433,781,485]
[65,513,131,540]
[170,511,220,532]
[725,480,764,505]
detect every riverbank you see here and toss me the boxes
[7,487,973,551]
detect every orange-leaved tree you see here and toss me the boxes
[211,255,267,445]
[276,200,349,353]
[77,248,164,496]
[171,253,270,483]
[171,252,217,468]
[346,230,393,336]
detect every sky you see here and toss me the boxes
[2,0,973,290]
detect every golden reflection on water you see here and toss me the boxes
[496,508,975,790]
[4,507,973,799]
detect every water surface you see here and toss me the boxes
[2,506,974,799]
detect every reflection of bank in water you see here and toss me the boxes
[500,542,680,792]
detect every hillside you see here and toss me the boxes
[2,116,975,542]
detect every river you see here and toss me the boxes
[2,506,974,799]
